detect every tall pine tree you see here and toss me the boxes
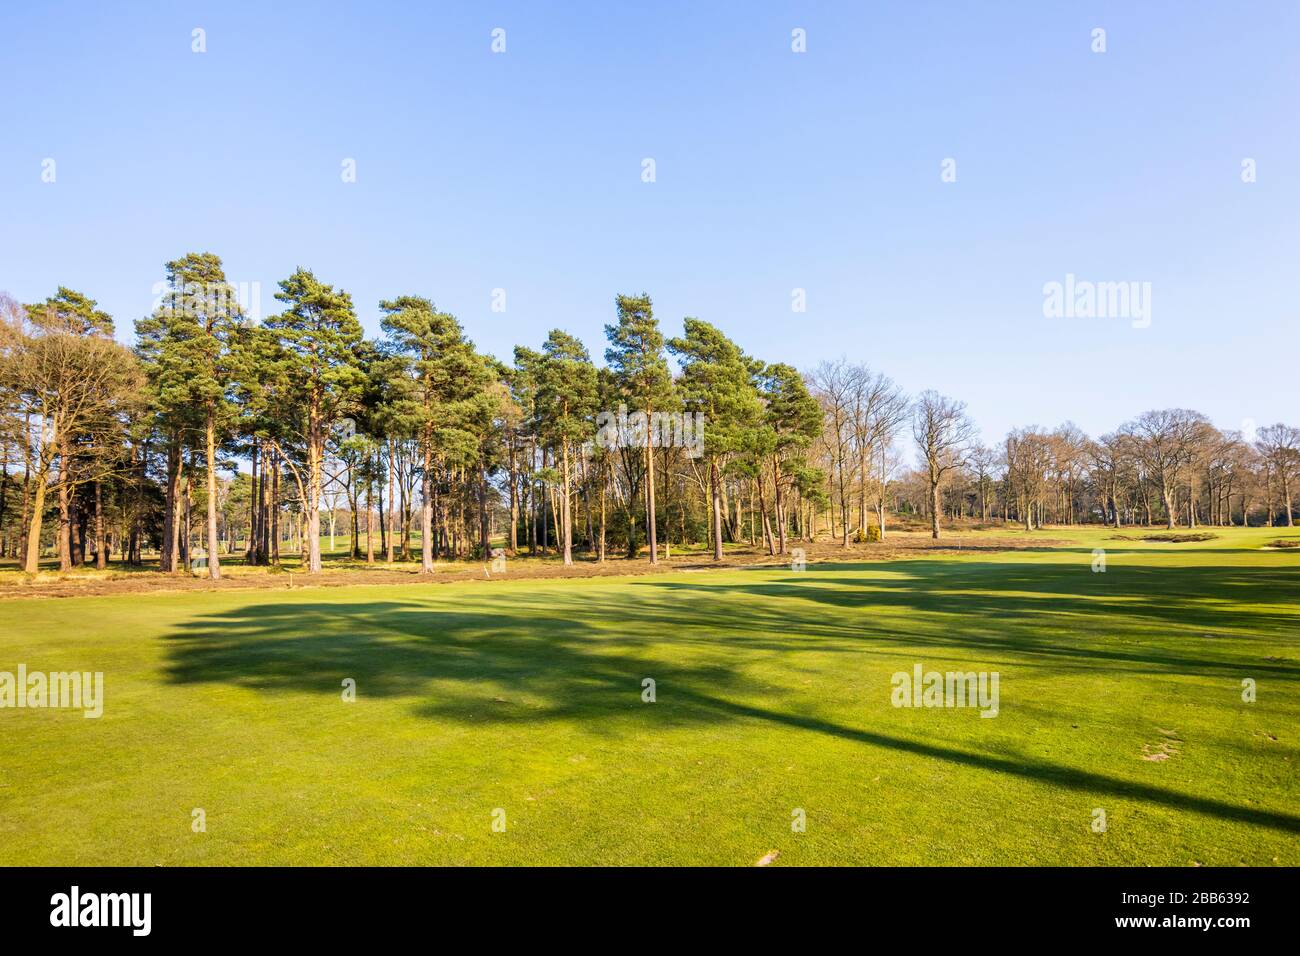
[537,330,598,565]
[604,294,671,563]
[265,269,364,573]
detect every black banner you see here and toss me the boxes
[0,866,1286,942]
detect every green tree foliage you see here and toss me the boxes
[5,292,140,572]
[265,269,364,573]
[604,293,672,563]
[668,318,761,560]
[760,362,823,554]
[135,253,243,578]
[381,296,496,569]
[9,264,1278,577]
[537,329,598,565]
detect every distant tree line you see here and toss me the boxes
[1,254,1296,577]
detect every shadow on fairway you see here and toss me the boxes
[163,599,744,728]
[161,557,1300,835]
[648,560,1300,679]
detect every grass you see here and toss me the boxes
[0,534,737,587]
[1,525,1297,865]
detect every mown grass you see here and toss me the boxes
[1,526,1296,865]
[0,534,738,587]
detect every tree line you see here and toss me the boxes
[0,253,1296,578]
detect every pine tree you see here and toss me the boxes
[138,254,243,579]
[604,294,672,563]
[667,318,762,561]
[381,296,495,568]
[265,269,364,573]
[760,362,822,554]
[536,330,598,565]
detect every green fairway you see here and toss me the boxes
[2,526,1297,865]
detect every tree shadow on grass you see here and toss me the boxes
[646,559,1300,680]
[162,600,743,730]
[160,556,1300,836]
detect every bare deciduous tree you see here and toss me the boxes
[1255,423,1300,527]
[911,391,976,539]
[0,309,142,572]
[1122,408,1209,529]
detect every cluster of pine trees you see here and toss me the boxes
[0,253,824,577]
[1,251,1296,579]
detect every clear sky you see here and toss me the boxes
[2,1,1296,444]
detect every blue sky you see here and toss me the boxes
[2,1,1296,443]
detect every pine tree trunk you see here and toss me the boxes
[386,441,396,562]
[269,460,279,565]
[710,458,723,561]
[23,468,48,574]
[205,410,221,580]
[421,441,434,573]
[598,464,607,562]
[94,480,107,569]
[773,455,787,554]
[758,474,775,556]
[561,441,573,565]
[645,419,658,564]
[366,467,375,564]
[247,441,259,564]
[508,440,519,554]
[306,417,322,573]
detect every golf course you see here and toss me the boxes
[2,526,1296,866]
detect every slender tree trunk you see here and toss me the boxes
[420,440,434,573]
[661,448,671,560]
[269,458,279,565]
[366,466,375,564]
[857,444,868,535]
[19,417,33,565]
[378,474,387,554]
[598,463,607,562]
[23,467,49,574]
[773,455,787,554]
[710,458,723,561]
[758,474,775,556]
[259,446,271,562]
[561,440,573,565]
[478,462,489,557]
[930,475,941,539]
[837,457,849,546]
[94,480,106,569]
[247,441,259,564]
[508,440,519,553]
[581,455,595,554]
[181,456,193,569]
[386,440,396,563]
[159,440,181,571]
[306,417,323,573]
[68,483,82,568]
[205,410,221,580]
[539,450,549,554]
[645,420,658,564]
